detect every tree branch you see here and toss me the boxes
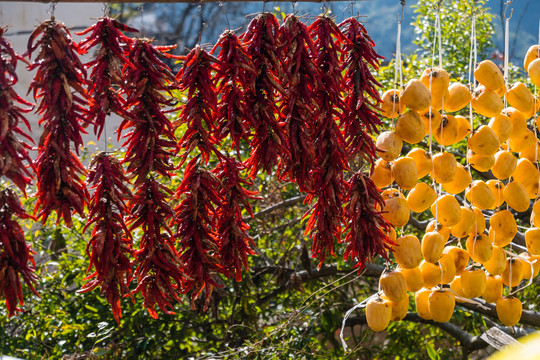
[346,313,488,351]
[246,195,306,222]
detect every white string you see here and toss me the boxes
[448,288,491,310]
[504,17,510,86]
[340,293,378,351]
[500,248,535,295]
[467,13,477,187]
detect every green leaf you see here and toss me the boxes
[426,342,440,360]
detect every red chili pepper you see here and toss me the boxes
[342,173,393,272]
[276,15,323,192]
[120,39,179,186]
[213,156,259,281]
[26,19,90,228]
[304,16,350,267]
[77,17,138,139]
[79,153,133,324]
[240,13,289,177]
[176,45,220,163]
[340,18,385,162]
[0,189,38,316]
[211,31,257,157]
[0,27,35,195]
[128,177,184,318]
[174,156,226,311]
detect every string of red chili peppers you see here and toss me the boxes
[121,39,183,318]
[75,17,138,324]
[26,18,90,228]
[0,28,38,316]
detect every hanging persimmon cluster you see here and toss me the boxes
[1,13,388,320]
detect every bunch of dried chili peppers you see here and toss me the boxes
[0,28,37,316]
[2,13,390,319]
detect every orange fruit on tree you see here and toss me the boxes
[502,258,524,287]
[520,141,540,163]
[382,195,410,227]
[380,89,405,118]
[433,114,459,146]
[488,210,517,247]
[502,107,528,138]
[419,260,443,288]
[426,220,450,242]
[461,268,487,298]
[392,235,422,269]
[449,206,476,238]
[428,289,455,323]
[391,157,418,190]
[471,85,504,117]
[506,82,534,113]
[395,110,425,144]
[431,194,461,227]
[371,158,394,189]
[445,82,471,112]
[450,276,466,300]
[376,131,402,161]
[483,246,507,276]
[519,252,540,279]
[488,113,513,143]
[525,228,540,255]
[443,246,469,275]
[491,151,517,180]
[532,200,540,226]
[474,60,505,90]
[466,233,493,263]
[524,45,540,70]
[419,109,442,135]
[406,182,437,213]
[483,275,503,303]
[366,296,392,332]
[380,270,407,302]
[399,267,424,292]
[496,296,522,326]
[455,115,472,142]
[468,125,500,156]
[442,164,471,195]
[513,158,540,199]
[432,152,457,183]
[509,129,536,153]
[472,207,486,234]
[465,180,495,210]
[439,253,457,284]
[415,288,433,320]
[503,181,530,212]
[421,231,445,263]
[381,293,409,322]
[400,79,432,112]
[420,67,450,100]
[486,180,505,208]
[467,150,495,172]
[406,148,432,179]
[528,58,540,86]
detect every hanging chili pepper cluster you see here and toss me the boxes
[1,13,388,320]
[0,28,37,316]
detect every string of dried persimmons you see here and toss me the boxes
[0,12,390,322]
